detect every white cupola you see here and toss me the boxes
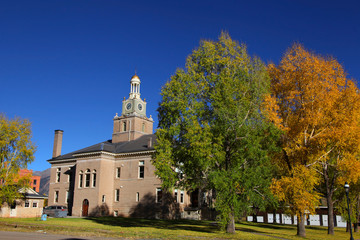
[129,74,141,99]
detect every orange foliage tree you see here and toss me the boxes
[270,165,320,230]
[266,44,360,236]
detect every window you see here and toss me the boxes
[66,191,69,203]
[174,189,178,203]
[33,179,37,185]
[156,188,162,203]
[56,168,61,182]
[175,167,184,179]
[24,201,30,208]
[136,192,139,202]
[102,195,106,203]
[85,169,90,187]
[123,121,127,131]
[32,202,38,208]
[79,171,83,188]
[139,161,144,179]
[92,170,96,187]
[180,191,184,204]
[33,187,36,191]
[55,191,59,203]
[116,167,121,178]
[67,167,71,182]
[115,189,120,202]
[142,123,145,132]
[114,210,118,217]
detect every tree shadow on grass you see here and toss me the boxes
[240,222,296,230]
[85,192,218,233]
[236,222,296,237]
[86,216,219,233]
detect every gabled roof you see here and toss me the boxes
[18,187,47,199]
[48,134,156,162]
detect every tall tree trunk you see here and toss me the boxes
[297,212,306,237]
[327,195,335,235]
[273,210,277,223]
[324,166,335,235]
[226,212,236,234]
[355,194,360,233]
[354,222,358,233]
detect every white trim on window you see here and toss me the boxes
[115,189,120,202]
[174,189,178,203]
[139,161,144,179]
[116,167,121,178]
[56,168,61,183]
[92,170,96,187]
[156,188,162,203]
[79,171,83,188]
[54,190,59,203]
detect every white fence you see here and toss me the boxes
[247,213,347,228]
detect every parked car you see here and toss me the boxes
[43,205,68,217]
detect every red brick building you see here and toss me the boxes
[18,169,41,193]
[48,75,193,218]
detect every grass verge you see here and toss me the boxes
[0,217,358,239]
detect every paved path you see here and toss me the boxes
[0,231,123,240]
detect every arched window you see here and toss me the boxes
[79,171,83,188]
[139,161,144,179]
[174,189,178,203]
[85,169,90,187]
[142,123,145,132]
[123,121,127,132]
[92,170,96,187]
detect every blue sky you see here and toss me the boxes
[1,1,359,171]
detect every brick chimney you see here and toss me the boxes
[147,137,152,149]
[52,130,63,158]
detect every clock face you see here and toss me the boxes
[126,102,132,110]
[138,103,143,111]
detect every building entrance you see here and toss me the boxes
[82,199,89,217]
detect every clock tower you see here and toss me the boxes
[121,74,147,117]
[112,74,154,143]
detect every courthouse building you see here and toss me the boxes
[47,75,192,218]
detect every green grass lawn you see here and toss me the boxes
[0,217,358,239]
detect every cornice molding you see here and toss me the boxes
[49,150,155,163]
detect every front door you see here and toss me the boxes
[10,201,16,217]
[82,199,89,217]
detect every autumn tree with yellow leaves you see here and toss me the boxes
[267,44,360,237]
[0,114,36,206]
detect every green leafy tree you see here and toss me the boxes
[335,181,360,233]
[153,32,280,233]
[0,114,36,206]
